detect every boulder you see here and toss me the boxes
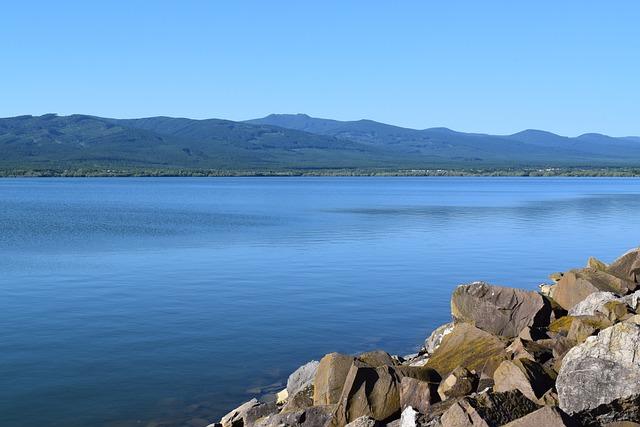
[602,300,631,322]
[253,405,336,427]
[287,361,320,397]
[331,363,440,426]
[425,323,508,378]
[345,416,380,427]
[506,338,553,364]
[567,315,612,344]
[588,256,609,271]
[493,359,556,405]
[357,350,396,367]
[574,393,640,426]
[557,322,640,414]
[314,353,356,405]
[502,407,573,427]
[220,399,264,427]
[569,292,619,316]
[282,384,314,412]
[607,248,640,283]
[451,282,551,338]
[422,322,455,355]
[400,376,438,414]
[552,268,635,310]
[437,367,478,401]
[440,390,540,426]
[622,290,640,311]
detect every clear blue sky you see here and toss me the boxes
[2,1,639,136]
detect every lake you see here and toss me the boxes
[2,177,640,427]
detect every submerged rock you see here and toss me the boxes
[557,322,640,415]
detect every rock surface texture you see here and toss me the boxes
[213,248,640,427]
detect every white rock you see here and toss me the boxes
[400,406,418,427]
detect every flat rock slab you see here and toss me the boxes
[451,282,551,338]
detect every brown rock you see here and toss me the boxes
[425,323,508,378]
[502,407,573,427]
[602,300,631,322]
[437,367,478,401]
[567,315,612,344]
[400,376,438,414]
[506,338,554,364]
[282,384,314,412]
[552,268,635,310]
[314,353,356,405]
[607,248,640,283]
[440,390,540,426]
[588,256,609,271]
[451,282,552,338]
[357,350,395,367]
[493,359,556,404]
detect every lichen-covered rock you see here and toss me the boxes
[422,322,454,355]
[493,359,555,405]
[557,322,640,414]
[451,282,552,338]
[569,291,619,316]
[440,390,540,426]
[437,367,477,401]
[607,248,640,284]
[425,323,508,378]
[287,361,320,397]
[314,353,356,405]
[567,315,612,344]
[553,268,635,310]
[502,407,573,427]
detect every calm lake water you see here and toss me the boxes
[2,177,640,427]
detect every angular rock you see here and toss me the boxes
[574,393,640,426]
[507,338,554,364]
[282,384,314,412]
[358,350,396,367]
[518,326,548,341]
[422,322,454,355]
[557,322,640,414]
[425,323,508,378]
[287,361,320,397]
[588,256,609,271]
[622,290,640,311]
[502,407,573,427]
[569,291,619,316]
[400,376,438,414]
[276,389,289,405]
[314,353,356,405]
[399,406,426,427]
[440,390,540,426]
[245,402,277,425]
[345,415,380,427]
[253,405,336,427]
[493,359,555,404]
[451,282,552,338]
[220,399,262,427]
[603,300,631,322]
[607,248,640,283]
[567,316,606,344]
[553,268,635,310]
[437,366,477,401]
[331,363,440,426]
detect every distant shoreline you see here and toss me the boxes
[2,167,640,178]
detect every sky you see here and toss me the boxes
[2,1,639,136]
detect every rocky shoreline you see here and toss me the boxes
[209,249,640,427]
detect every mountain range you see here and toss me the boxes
[1,113,639,172]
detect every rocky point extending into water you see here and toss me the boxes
[209,248,640,427]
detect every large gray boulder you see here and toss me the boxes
[451,282,551,338]
[557,322,640,414]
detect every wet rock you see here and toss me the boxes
[287,361,320,397]
[493,359,555,404]
[425,323,508,378]
[314,353,356,405]
[553,268,635,310]
[607,248,640,283]
[422,322,454,355]
[451,282,552,338]
[400,376,438,414]
[440,390,540,426]
[502,407,573,427]
[557,322,640,414]
[437,366,477,401]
